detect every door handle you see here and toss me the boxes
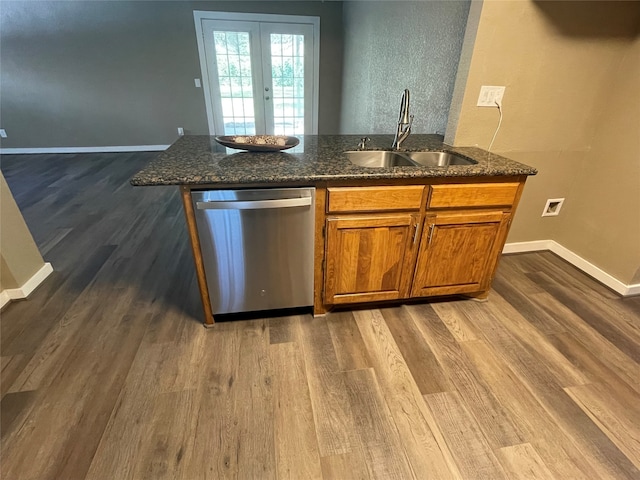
[413,221,421,244]
[196,197,312,210]
[427,223,435,246]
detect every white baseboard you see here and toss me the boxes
[503,240,639,297]
[502,240,553,254]
[626,284,640,296]
[0,145,170,154]
[0,262,53,309]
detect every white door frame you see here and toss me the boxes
[193,10,320,135]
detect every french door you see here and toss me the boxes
[194,11,319,136]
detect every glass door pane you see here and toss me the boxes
[260,22,314,136]
[213,31,255,135]
[269,33,305,136]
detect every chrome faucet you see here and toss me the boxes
[357,136,370,150]
[392,89,414,150]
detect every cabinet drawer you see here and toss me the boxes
[428,183,519,208]
[327,186,424,213]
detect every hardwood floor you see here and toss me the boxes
[2,152,639,479]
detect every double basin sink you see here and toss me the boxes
[345,150,476,168]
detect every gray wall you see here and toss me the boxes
[340,1,470,135]
[0,1,344,148]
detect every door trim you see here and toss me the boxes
[193,10,320,135]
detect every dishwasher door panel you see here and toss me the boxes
[192,188,315,315]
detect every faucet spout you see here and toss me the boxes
[392,89,413,150]
[399,90,410,124]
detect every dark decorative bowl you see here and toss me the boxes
[214,135,300,152]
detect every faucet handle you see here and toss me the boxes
[358,137,370,149]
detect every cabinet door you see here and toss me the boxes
[411,211,509,297]
[325,214,419,304]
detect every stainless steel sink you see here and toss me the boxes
[402,151,477,167]
[344,150,416,168]
[345,150,477,168]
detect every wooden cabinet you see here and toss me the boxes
[323,186,424,304]
[319,179,524,310]
[411,210,510,297]
[327,185,425,213]
[427,182,520,208]
[324,214,420,304]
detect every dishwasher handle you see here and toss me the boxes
[196,196,312,210]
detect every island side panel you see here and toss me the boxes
[482,175,529,289]
[313,186,327,316]
[180,186,215,326]
[463,175,528,301]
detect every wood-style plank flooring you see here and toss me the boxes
[2,152,639,479]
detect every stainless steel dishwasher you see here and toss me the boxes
[191,187,315,315]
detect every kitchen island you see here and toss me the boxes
[132,134,537,325]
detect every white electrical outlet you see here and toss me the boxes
[0,129,7,138]
[477,86,505,107]
[194,78,201,88]
[542,198,565,217]
[177,127,184,136]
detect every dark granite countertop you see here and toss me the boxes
[130,134,537,186]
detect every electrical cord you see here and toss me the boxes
[488,99,503,152]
